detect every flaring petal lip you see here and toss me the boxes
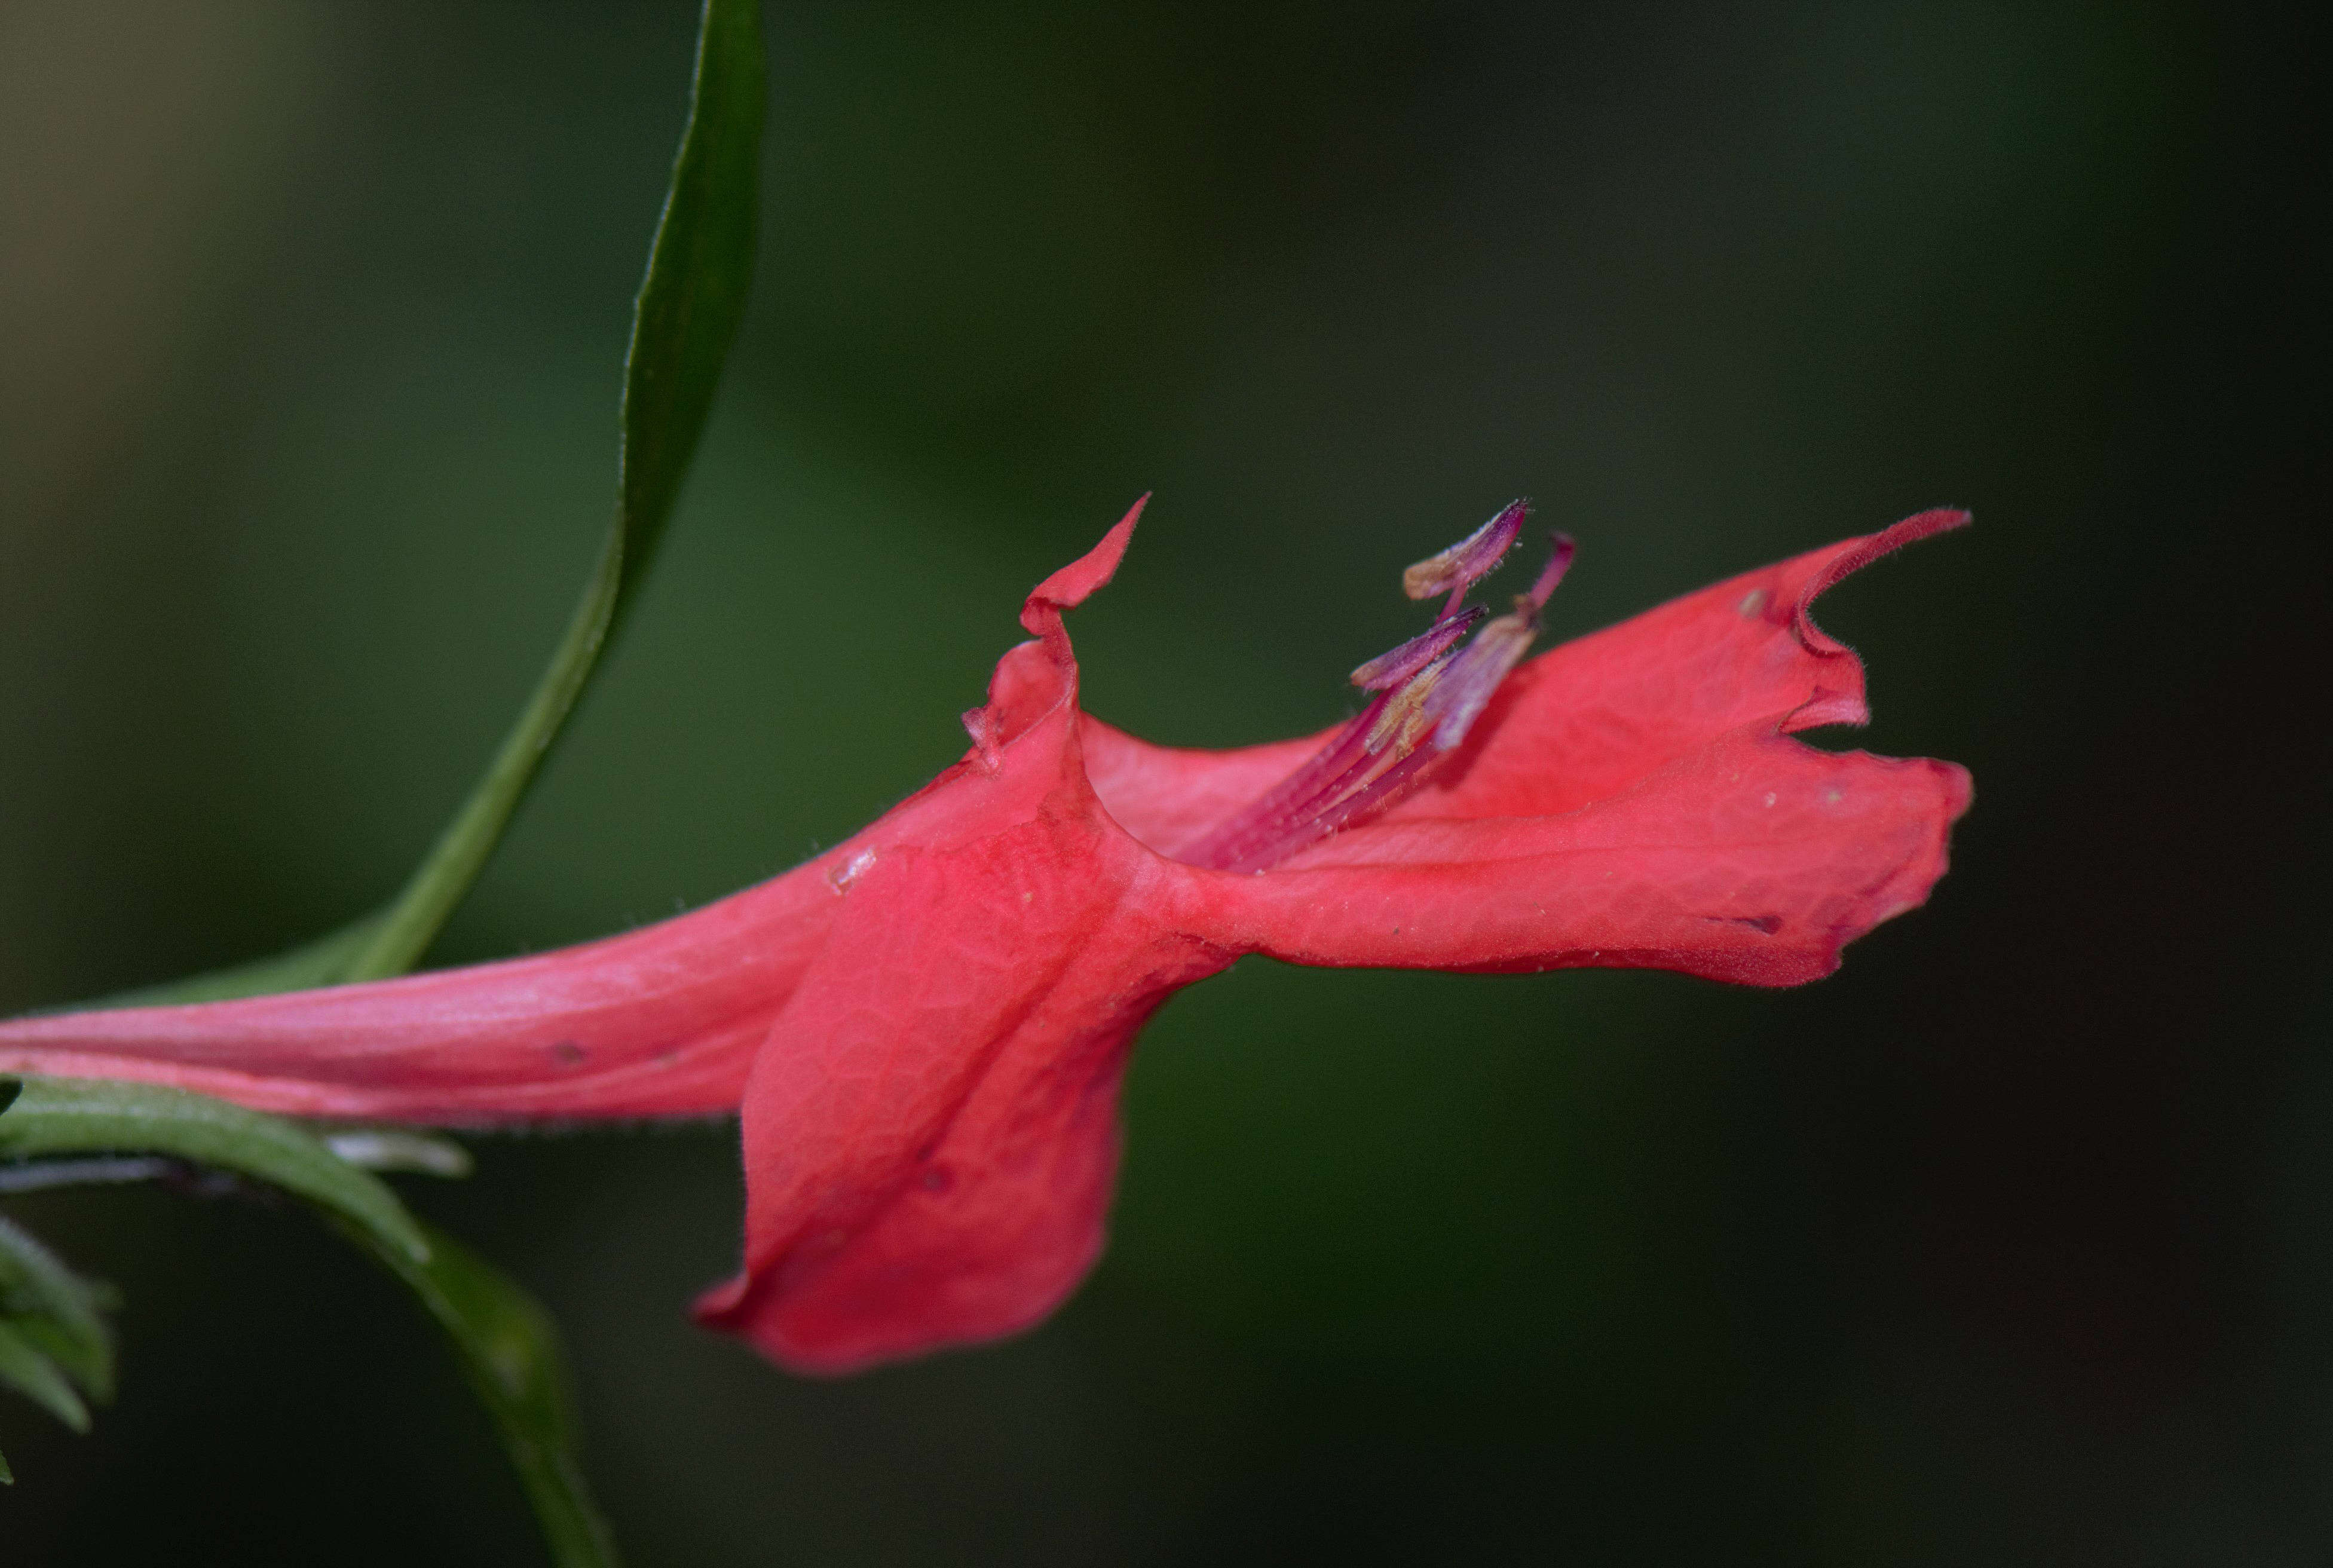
[0,501,1971,1374]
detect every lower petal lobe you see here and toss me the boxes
[1187,725,1971,987]
[699,807,1225,1373]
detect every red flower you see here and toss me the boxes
[0,500,1970,1373]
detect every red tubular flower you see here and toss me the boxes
[0,499,1971,1373]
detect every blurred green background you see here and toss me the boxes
[2,1,2325,1561]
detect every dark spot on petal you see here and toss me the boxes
[1704,914,1784,935]
[550,1040,589,1067]
[921,1165,955,1195]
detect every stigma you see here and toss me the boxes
[1178,501,1573,873]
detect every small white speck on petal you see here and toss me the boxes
[828,848,878,894]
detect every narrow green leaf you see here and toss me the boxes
[1,1443,13,1483]
[11,1318,112,1407]
[352,1219,619,1568]
[1,1076,617,1562]
[0,1321,88,1433]
[0,1077,426,1265]
[93,0,766,1004]
[0,1217,114,1402]
[606,0,767,634]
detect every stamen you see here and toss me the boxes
[1519,531,1576,611]
[1348,605,1484,691]
[1420,532,1574,751]
[1178,520,1573,874]
[1401,500,1529,608]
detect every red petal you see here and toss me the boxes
[694,708,1222,1373]
[1403,507,1970,821]
[0,868,846,1119]
[1082,718,1321,859]
[1186,725,1971,986]
[1019,495,1147,636]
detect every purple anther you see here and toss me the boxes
[1348,605,1486,691]
[1400,500,1529,604]
[1423,615,1536,751]
[1421,534,1577,751]
[1175,510,1578,875]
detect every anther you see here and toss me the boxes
[1349,605,1484,691]
[1400,500,1529,607]
[1417,532,1573,752]
[1176,513,1575,874]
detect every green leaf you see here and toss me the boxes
[351,1219,619,1568]
[102,0,767,1003]
[11,1316,111,1406]
[0,1216,114,1402]
[0,1320,88,1434]
[0,1077,427,1266]
[1,1076,616,1564]
[1,1443,13,1483]
[607,0,767,634]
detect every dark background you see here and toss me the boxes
[2,1,2325,1561]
